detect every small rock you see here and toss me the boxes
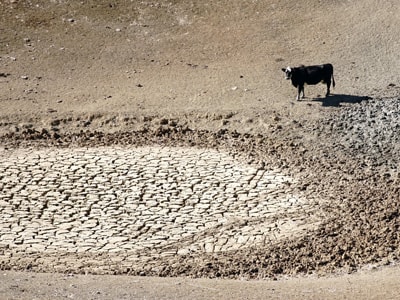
[159,118,168,125]
[50,119,61,126]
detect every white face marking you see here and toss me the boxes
[284,66,292,79]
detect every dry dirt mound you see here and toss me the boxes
[1,0,400,282]
[1,0,400,133]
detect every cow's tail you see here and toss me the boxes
[332,68,336,88]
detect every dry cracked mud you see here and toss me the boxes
[1,97,399,281]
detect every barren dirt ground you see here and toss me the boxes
[1,0,400,298]
[2,266,400,300]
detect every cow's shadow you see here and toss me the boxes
[311,94,372,107]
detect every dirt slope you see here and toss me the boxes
[1,0,399,133]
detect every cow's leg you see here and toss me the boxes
[326,80,331,97]
[301,86,305,99]
[296,85,303,101]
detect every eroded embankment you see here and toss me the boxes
[0,97,400,278]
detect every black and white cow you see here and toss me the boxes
[282,64,335,100]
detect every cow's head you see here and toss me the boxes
[282,66,293,80]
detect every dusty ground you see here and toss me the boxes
[1,0,400,298]
[2,266,400,300]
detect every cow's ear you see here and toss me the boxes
[281,68,286,72]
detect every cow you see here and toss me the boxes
[282,64,335,101]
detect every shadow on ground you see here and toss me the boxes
[313,94,372,107]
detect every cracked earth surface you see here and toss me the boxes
[0,146,314,268]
